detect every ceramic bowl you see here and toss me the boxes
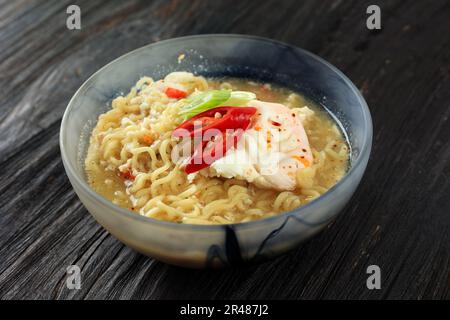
[60,34,372,268]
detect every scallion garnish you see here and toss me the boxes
[180,90,231,118]
[180,90,257,118]
[223,91,256,106]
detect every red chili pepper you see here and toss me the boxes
[172,106,257,173]
[173,107,256,137]
[270,120,282,126]
[165,87,187,99]
[120,170,135,181]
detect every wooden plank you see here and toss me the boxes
[0,0,449,299]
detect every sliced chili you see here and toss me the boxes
[173,106,256,138]
[120,170,135,181]
[172,106,257,173]
[165,87,187,99]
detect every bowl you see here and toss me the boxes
[60,34,372,268]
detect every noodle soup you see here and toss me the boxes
[85,72,349,224]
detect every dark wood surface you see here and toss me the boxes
[0,0,449,300]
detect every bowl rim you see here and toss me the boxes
[60,33,372,231]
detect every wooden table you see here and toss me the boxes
[1,0,449,300]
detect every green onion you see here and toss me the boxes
[180,90,257,118]
[222,91,256,106]
[180,89,231,118]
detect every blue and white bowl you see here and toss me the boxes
[60,34,372,268]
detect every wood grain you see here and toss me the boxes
[0,0,449,299]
